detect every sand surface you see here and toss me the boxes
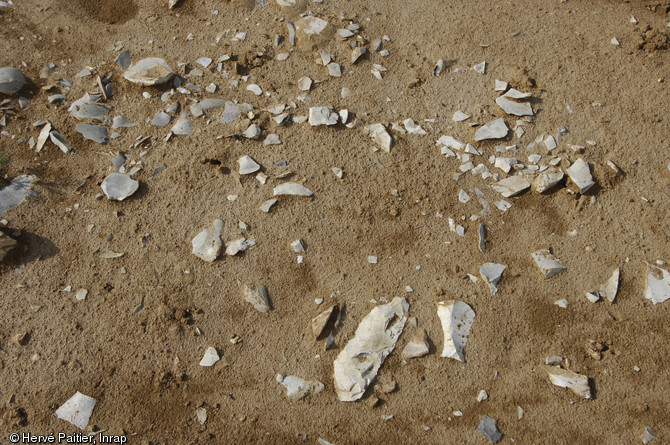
[0,0,669,443]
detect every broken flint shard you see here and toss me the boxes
[474,118,508,141]
[566,158,595,193]
[54,392,97,430]
[191,219,223,262]
[477,416,503,444]
[599,268,620,303]
[123,58,174,85]
[491,175,530,198]
[242,284,271,312]
[333,297,409,401]
[531,249,566,278]
[544,366,592,399]
[645,262,670,304]
[100,173,139,201]
[437,300,475,362]
[312,305,337,339]
[480,263,506,296]
[273,182,313,196]
[0,230,17,261]
[401,328,430,358]
[278,375,324,402]
[199,346,220,366]
[363,123,392,152]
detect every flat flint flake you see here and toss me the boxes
[49,131,73,153]
[545,366,592,399]
[599,269,620,303]
[474,118,508,141]
[273,182,313,196]
[308,107,339,126]
[477,416,503,444]
[123,58,174,86]
[333,297,409,402]
[54,392,97,430]
[437,300,475,362]
[191,219,223,262]
[480,263,506,295]
[566,158,595,193]
[491,176,530,197]
[0,175,37,217]
[645,262,670,304]
[364,124,392,152]
[76,124,109,144]
[242,284,271,312]
[531,249,566,278]
[278,375,324,402]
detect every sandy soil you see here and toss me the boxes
[1,0,669,443]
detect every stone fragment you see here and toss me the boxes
[273,182,313,196]
[54,392,97,430]
[199,347,220,367]
[480,263,506,295]
[599,269,620,303]
[644,262,670,304]
[242,284,271,312]
[545,366,592,399]
[545,356,563,366]
[475,118,508,141]
[351,47,366,64]
[495,89,533,116]
[566,158,595,193]
[473,61,486,74]
[0,67,27,95]
[309,107,339,126]
[327,62,342,77]
[437,300,475,362]
[333,297,409,401]
[259,199,277,213]
[531,249,566,278]
[403,118,426,135]
[477,389,489,402]
[171,113,192,135]
[191,219,223,262]
[264,134,280,145]
[401,328,430,358]
[491,175,530,197]
[298,76,312,91]
[100,173,139,201]
[123,58,174,85]
[477,416,502,443]
[311,306,336,339]
[0,230,17,261]
[238,155,260,174]
[364,123,392,152]
[241,124,261,139]
[532,168,564,193]
[278,375,324,402]
[76,124,109,144]
[152,111,172,127]
[112,116,136,129]
[225,238,249,256]
[641,427,655,444]
[452,111,470,122]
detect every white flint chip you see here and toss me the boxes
[566,158,595,193]
[531,249,566,278]
[403,118,426,135]
[278,375,324,402]
[242,284,271,312]
[401,328,430,359]
[199,347,220,367]
[54,392,97,430]
[101,173,139,201]
[491,175,530,197]
[437,300,475,362]
[238,155,260,174]
[364,124,392,152]
[474,118,508,141]
[273,182,313,196]
[333,297,409,402]
[191,219,223,262]
[123,58,174,85]
[599,269,620,303]
[532,168,564,193]
[645,262,670,304]
[242,124,261,140]
[545,366,591,399]
[480,263,506,295]
[309,107,339,126]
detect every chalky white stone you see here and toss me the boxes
[474,118,508,141]
[333,297,408,401]
[566,158,595,193]
[100,173,139,201]
[54,392,97,430]
[545,366,591,399]
[123,58,174,85]
[437,300,475,362]
[531,249,566,278]
[191,219,223,262]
